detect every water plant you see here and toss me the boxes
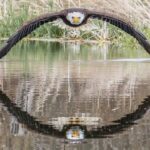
[0,0,150,44]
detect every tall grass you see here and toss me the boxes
[0,0,150,43]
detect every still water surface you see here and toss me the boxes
[0,41,150,149]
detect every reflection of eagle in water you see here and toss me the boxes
[0,8,150,58]
[0,90,149,142]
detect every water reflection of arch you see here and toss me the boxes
[1,42,150,120]
[0,89,149,140]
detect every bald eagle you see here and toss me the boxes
[0,8,150,58]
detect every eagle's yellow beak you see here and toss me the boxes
[73,17,80,24]
[72,131,80,137]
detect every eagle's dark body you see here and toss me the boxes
[0,8,150,58]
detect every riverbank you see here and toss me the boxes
[0,0,150,46]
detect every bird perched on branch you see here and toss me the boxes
[0,8,150,58]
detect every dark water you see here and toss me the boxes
[0,41,150,150]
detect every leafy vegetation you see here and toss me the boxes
[0,0,150,45]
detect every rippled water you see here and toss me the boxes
[0,41,150,149]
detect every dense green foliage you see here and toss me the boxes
[0,1,150,47]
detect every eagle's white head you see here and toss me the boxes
[66,12,85,25]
